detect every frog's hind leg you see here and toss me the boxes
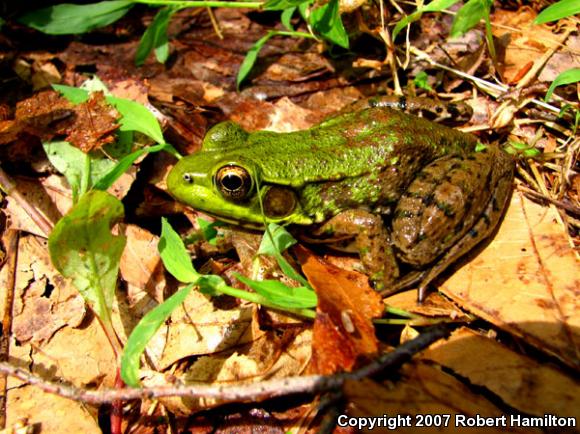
[415,159,514,301]
[391,147,514,302]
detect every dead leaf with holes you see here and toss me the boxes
[440,192,580,369]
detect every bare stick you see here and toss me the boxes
[0,325,449,405]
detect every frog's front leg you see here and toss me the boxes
[312,209,400,290]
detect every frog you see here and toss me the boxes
[166,101,514,301]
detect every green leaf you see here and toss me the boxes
[535,0,580,24]
[264,0,310,11]
[93,143,167,190]
[258,224,310,287]
[450,0,488,38]
[309,0,349,49]
[135,7,175,66]
[197,217,222,245]
[258,223,297,256]
[281,7,296,31]
[159,217,200,283]
[392,0,460,40]
[48,190,126,328]
[121,283,194,387]
[52,84,90,104]
[43,141,116,200]
[413,71,433,91]
[18,1,133,35]
[237,32,274,89]
[235,274,317,309]
[545,68,580,101]
[106,96,165,144]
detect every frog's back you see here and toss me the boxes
[237,108,479,186]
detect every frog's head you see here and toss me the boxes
[167,121,311,227]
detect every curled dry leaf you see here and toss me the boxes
[440,192,580,369]
[422,327,580,419]
[296,246,382,375]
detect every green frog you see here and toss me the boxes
[167,102,514,301]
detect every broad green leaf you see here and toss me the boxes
[43,141,116,201]
[535,0,580,24]
[48,190,126,328]
[237,32,273,89]
[264,0,311,11]
[52,84,90,104]
[393,0,460,40]
[121,283,194,387]
[309,0,349,49]
[19,1,133,35]
[159,217,200,283]
[106,97,165,144]
[235,274,317,309]
[545,68,580,101]
[136,7,175,66]
[93,143,167,190]
[450,0,488,38]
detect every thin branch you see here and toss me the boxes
[0,326,449,405]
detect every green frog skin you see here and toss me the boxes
[167,106,514,301]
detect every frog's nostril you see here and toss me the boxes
[183,173,193,183]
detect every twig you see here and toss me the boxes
[518,184,580,216]
[0,326,449,405]
[409,46,563,116]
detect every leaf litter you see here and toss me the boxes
[0,1,579,433]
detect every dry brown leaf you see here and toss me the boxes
[6,386,100,434]
[491,9,579,84]
[296,247,382,375]
[5,175,71,237]
[62,91,119,152]
[440,192,579,369]
[5,235,86,344]
[422,327,580,419]
[384,290,467,319]
[120,224,166,303]
[143,289,266,370]
[144,328,312,413]
[345,362,537,434]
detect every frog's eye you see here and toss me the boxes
[183,173,193,183]
[215,165,252,201]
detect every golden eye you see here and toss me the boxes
[215,165,252,200]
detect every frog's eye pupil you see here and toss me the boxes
[183,173,193,183]
[221,173,242,191]
[216,165,252,201]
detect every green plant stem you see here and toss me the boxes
[215,283,317,319]
[133,0,263,8]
